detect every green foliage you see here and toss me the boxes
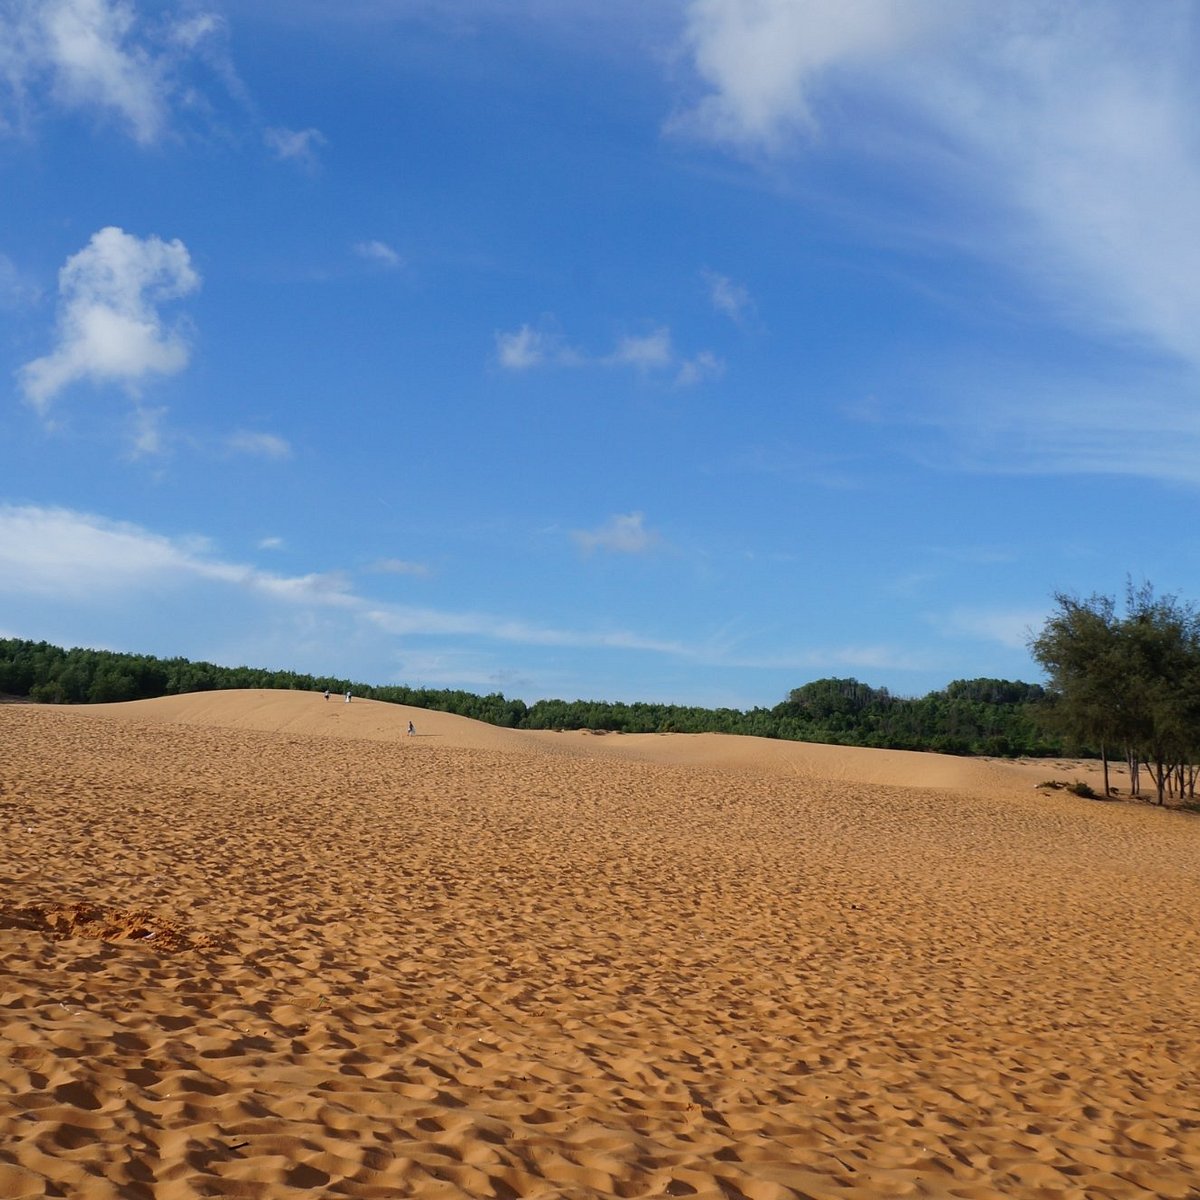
[1030,583,1200,805]
[0,636,1059,757]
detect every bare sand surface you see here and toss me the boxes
[3,690,1200,1199]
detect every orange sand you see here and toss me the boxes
[2,690,1200,1199]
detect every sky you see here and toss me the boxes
[2,0,1199,708]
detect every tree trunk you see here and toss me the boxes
[1127,748,1141,796]
[1154,756,1166,805]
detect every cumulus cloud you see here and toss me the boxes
[496,320,719,384]
[226,431,293,460]
[265,125,326,168]
[572,512,662,555]
[18,226,200,412]
[353,239,403,269]
[495,323,555,369]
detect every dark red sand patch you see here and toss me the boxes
[0,901,217,952]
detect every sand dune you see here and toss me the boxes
[3,690,1200,1199]
[88,688,1102,794]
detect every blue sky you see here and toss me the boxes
[2,0,1199,707]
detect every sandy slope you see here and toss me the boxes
[86,689,1105,793]
[3,691,1200,1199]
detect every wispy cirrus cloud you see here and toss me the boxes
[0,503,354,605]
[0,504,965,694]
[369,558,431,577]
[265,124,326,168]
[226,431,293,460]
[674,350,723,387]
[938,606,1045,651]
[675,1,1200,481]
[363,605,689,656]
[0,252,41,308]
[0,503,686,656]
[18,225,200,412]
[702,268,754,323]
[353,239,403,269]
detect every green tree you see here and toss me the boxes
[1030,592,1124,797]
[1120,583,1200,805]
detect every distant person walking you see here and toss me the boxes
[323,688,330,701]
[345,690,352,704]
[407,720,415,736]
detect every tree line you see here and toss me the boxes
[0,636,1057,756]
[1030,583,1200,805]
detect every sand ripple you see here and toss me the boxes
[3,696,1200,1198]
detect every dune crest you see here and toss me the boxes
[85,688,1097,795]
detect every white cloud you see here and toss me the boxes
[940,607,1045,651]
[0,504,355,606]
[0,503,205,599]
[265,125,326,168]
[702,268,753,322]
[0,0,241,144]
[675,349,723,387]
[572,512,662,556]
[258,536,284,550]
[354,239,403,269]
[802,643,934,673]
[169,12,224,53]
[697,641,937,674]
[901,360,1200,484]
[495,323,554,369]
[0,504,973,694]
[0,252,39,307]
[363,605,687,656]
[676,0,940,150]
[0,503,690,659]
[676,1,1200,375]
[0,0,265,148]
[496,320,720,384]
[18,226,200,412]
[390,648,512,691]
[37,0,167,142]
[227,431,293,460]
[606,327,673,370]
[129,404,166,458]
